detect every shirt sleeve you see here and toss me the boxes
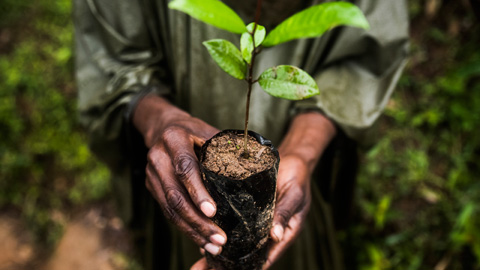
[74,0,170,168]
[293,0,409,146]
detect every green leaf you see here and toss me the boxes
[263,2,369,47]
[203,39,246,80]
[168,0,246,34]
[258,65,319,100]
[247,23,266,47]
[240,23,266,64]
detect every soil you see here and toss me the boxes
[200,131,279,270]
[202,133,276,180]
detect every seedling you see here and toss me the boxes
[169,0,369,156]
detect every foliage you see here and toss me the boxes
[262,2,369,47]
[0,0,110,248]
[258,65,320,100]
[348,2,480,269]
[168,0,246,34]
[202,39,247,80]
[169,0,368,101]
[169,0,368,153]
[241,23,266,64]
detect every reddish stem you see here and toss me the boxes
[243,0,263,157]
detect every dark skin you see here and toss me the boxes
[133,94,336,269]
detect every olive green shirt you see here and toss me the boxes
[74,0,408,269]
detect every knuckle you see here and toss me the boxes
[190,220,206,235]
[291,185,304,200]
[147,147,161,165]
[174,154,197,181]
[147,151,155,165]
[165,188,186,213]
[161,126,182,142]
[275,209,291,225]
[162,205,181,225]
[185,229,206,247]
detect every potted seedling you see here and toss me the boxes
[168,0,369,269]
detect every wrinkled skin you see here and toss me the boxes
[133,95,336,269]
[133,95,227,255]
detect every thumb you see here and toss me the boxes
[270,185,304,242]
[190,257,211,270]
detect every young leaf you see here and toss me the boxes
[263,2,370,47]
[240,23,266,64]
[203,39,247,80]
[258,65,319,100]
[169,0,246,34]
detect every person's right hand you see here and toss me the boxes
[133,94,227,256]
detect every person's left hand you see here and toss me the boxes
[263,111,336,269]
[262,153,311,269]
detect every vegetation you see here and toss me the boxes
[0,0,479,269]
[0,0,110,249]
[169,0,368,155]
[347,2,480,269]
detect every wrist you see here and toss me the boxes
[279,111,336,173]
[132,94,189,148]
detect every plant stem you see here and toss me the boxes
[243,78,253,156]
[242,0,263,157]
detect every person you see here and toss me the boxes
[73,0,409,269]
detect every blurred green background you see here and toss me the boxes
[0,0,479,269]
[0,0,110,249]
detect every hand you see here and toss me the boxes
[263,111,337,269]
[133,95,227,256]
[263,154,311,269]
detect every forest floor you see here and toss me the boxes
[0,204,132,270]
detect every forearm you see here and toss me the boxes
[132,95,189,148]
[279,112,337,173]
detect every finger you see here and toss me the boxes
[162,127,217,218]
[148,138,227,243]
[191,257,210,270]
[271,183,304,242]
[173,117,218,146]
[146,164,209,245]
[264,214,304,270]
[146,161,226,248]
[189,119,219,145]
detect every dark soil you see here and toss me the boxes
[200,131,279,270]
[202,133,276,180]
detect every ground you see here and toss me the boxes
[0,205,133,270]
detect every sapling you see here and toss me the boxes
[169,0,369,157]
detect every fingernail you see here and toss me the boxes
[200,201,216,217]
[273,225,284,242]
[210,234,226,245]
[205,243,221,256]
